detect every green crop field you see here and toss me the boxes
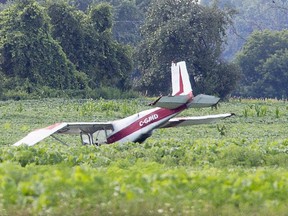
[1,98,288,216]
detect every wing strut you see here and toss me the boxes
[51,135,69,146]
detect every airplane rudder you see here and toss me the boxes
[179,61,192,95]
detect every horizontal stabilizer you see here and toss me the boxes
[160,113,234,128]
[149,95,189,109]
[188,94,220,108]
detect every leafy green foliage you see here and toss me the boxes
[89,3,112,33]
[47,1,133,90]
[0,0,133,99]
[0,0,79,94]
[236,30,288,98]
[275,106,280,118]
[111,0,144,45]
[135,0,240,97]
[79,98,139,117]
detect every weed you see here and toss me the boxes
[243,106,253,117]
[217,124,226,136]
[275,107,280,118]
[15,103,23,113]
[243,107,249,117]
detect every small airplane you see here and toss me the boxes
[13,61,234,147]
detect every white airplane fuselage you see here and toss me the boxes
[107,104,187,144]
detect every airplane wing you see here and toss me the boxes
[160,113,234,128]
[13,122,114,146]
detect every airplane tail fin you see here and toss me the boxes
[171,61,193,96]
[171,61,221,108]
[149,61,220,109]
[149,61,193,109]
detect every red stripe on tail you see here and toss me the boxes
[175,67,184,95]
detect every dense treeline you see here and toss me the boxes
[1,0,287,99]
[0,0,133,99]
[0,0,239,100]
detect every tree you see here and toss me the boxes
[135,0,240,97]
[68,0,93,11]
[0,70,4,98]
[91,0,151,45]
[259,49,288,98]
[112,0,143,45]
[89,3,112,33]
[236,30,288,98]
[47,2,133,90]
[46,2,87,69]
[86,3,133,89]
[0,0,79,94]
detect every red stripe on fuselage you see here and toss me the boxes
[107,105,186,143]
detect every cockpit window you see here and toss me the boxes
[80,129,113,145]
[93,129,113,144]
